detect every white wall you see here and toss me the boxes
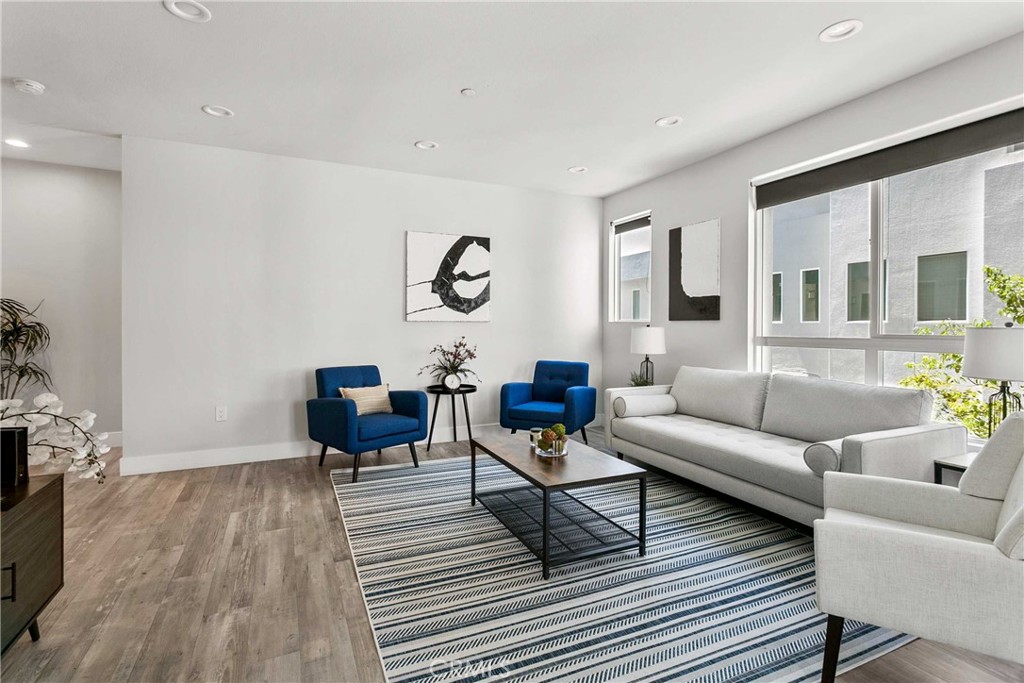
[601,34,1024,388]
[1,159,122,434]
[121,137,602,473]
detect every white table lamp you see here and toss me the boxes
[962,324,1024,436]
[630,325,666,385]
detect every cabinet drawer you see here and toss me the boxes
[1,477,63,652]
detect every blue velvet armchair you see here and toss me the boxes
[306,365,427,482]
[499,360,597,444]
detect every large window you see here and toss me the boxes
[611,213,651,322]
[754,110,1023,405]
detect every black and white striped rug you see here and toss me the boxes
[332,457,911,682]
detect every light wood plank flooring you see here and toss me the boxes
[2,439,1021,683]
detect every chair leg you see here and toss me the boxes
[318,444,328,467]
[580,426,588,445]
[408,442,419,467]
[820,614,844,683]
[377,449,382,455]
[617,452,624,460]
[351,453,362,483]
[510,429,517,435]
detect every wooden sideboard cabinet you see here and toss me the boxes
[0,474,64,655]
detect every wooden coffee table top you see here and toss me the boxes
[471,432,646,491]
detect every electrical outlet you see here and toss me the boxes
[215,406,228,422]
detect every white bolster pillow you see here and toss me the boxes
[804,439,844,477]
[613,394,678,418]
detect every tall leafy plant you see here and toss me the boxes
[899,266,1024,438]
[1,299,52,400]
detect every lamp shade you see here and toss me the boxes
[962,326,1024,381]
[630,326,666,355]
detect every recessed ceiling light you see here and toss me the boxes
[414,140,439,150]
[201,104,234,118]
[819,19,863,43]
[460,88,477,97]
[655,115,683,128]
[12,78,45,95]
[163,0,212,23]
[4,139,30,148]
[567,166,588,174]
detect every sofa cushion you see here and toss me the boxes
[612,413,822,507]
[669,366,771,431]
[760,374,932,443]
[340,384,393,416]
[357,413,420,441]
[804,439,844,477]
[960,412,1023,501]
[508,401,565,423]
[613,394,678,418]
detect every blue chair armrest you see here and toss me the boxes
[306,397,358,453]
[563,386,597,434]
[500,382,534,427]
[390,390,427,423]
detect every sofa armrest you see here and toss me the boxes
[604,385,672,442]
[306,397,358,453]
[563,386,597,433]
[389,390,427,422]
[823,471,1003,539]
[841,422,967,481]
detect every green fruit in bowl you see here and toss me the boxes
[537,439,553,451]
[541,428,557,442]
[551,423,566,438]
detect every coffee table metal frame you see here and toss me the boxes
[470,436,646,579]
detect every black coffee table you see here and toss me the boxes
[470,433,647,579]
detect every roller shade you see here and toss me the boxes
[613,215,651,234]
[755,108,1024,210]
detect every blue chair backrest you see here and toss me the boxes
[316,365,382,399]
[532,360,589,403]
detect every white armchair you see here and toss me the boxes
[814,412,1024,682]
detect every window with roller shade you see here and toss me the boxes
[611,213,651,322]
[753,108,1023,389]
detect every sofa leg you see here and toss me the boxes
[352,453,362,483]
[408,442,419,468]
[318,444,328,467]
[820,614,844,683]
[616,452,624,460]
[510,429,517,435]
[580,426,589,445]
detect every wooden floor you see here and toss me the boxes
[2,438,1021,683]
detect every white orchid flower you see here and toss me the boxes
[0,398,24,410]
[33,393,61,408]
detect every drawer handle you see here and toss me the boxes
[1,562,15,602]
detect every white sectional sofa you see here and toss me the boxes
[605,366,967,526]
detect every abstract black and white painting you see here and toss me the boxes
[669,219,720,321]
[406,231,491,321]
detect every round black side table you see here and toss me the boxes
[425,384,477,451]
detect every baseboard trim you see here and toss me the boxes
[119,417,605,476]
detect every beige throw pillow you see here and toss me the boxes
[340,384,393,416]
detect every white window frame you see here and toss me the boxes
[751,182,965,387]
[799,268,820,323]
[608,210,652,323]
[771,272,783,324]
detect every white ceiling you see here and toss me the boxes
[2,2,1022,197]
[1,123,121,171]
